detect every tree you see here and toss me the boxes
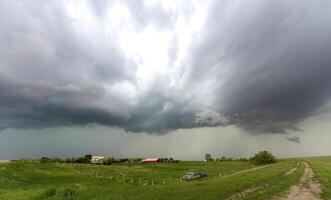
[84,154,92,163]
[226,157,234,161]
[40,157,50,163]
[40,157,63,163]
[237,158,248,161]
[250,150,276,164]
[103,157,114,165]
[205,153,213,161]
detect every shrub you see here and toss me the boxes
[103,157,114,165]
[40,157,62,163]
[250,150,276,164]
[226,157,234,161]
[237,158,248,161]
[40,157,50,163]
[83,154,92,163]
[205,153,214,161]
[63,154,92,164]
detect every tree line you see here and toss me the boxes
[40,151,275,165]
[40,155,179,165]
[40,154,93,164]
[205,150,276,164]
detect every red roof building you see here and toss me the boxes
[141,158,160,163]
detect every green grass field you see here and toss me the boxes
[305,156,331,199]
[1,157,329,200]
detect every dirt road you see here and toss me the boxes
[272,162,322,200]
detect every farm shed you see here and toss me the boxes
[91,156,105,164]
[141,158,160,163]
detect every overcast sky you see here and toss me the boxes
[1,0,331,160]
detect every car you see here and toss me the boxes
[196,173,208,178]
[182,172,208,181]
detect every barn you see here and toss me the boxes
[141,158,160,163]
[90,156,105,164]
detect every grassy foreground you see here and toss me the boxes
[305,156,331,199]
[0,159,304,200]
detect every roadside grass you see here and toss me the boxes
[243,161,303,200]
[65,161,258,185]
[305,156,331,199]
[0,159,302,200]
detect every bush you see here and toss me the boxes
[63,154,92,164]
[40,157,50,163]
[103,157,114,165]
[237,158,248,161]
[250,150,276,164]
[83,154,92,163]
[226,157,234,161]
[40,157,62,163]
[216,156,248,162]
[205,153,214,161]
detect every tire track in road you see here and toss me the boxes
[272,162,322,200]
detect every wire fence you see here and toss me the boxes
[65,165,268,186]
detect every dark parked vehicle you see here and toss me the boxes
[182,172,208,181]
[196,173,208,178]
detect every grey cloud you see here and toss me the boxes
[0,0,138,131]
[0,72,198,132]
[1,0,331,134]
[186,0,331,134]
[124,90,197,133]
[88,0,177,31]
[0,73,127,129]
[286,136,301,144]
[123,0,177,30]
[0,0,134,84]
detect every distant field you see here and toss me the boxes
[0,159,308,200]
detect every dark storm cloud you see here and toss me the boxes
[186,0,331,134]
[286,136,301,144]
[0,0,137,131]
[0,73,127,129]
[0,0,331,134]
[0,72,198,132]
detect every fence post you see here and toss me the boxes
[164,179,166,185]
[139,177,141,185]
[152,179,154,186]
[220,172,222,176]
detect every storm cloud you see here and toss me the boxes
[286,136,301,144]
[1,0,331,134]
